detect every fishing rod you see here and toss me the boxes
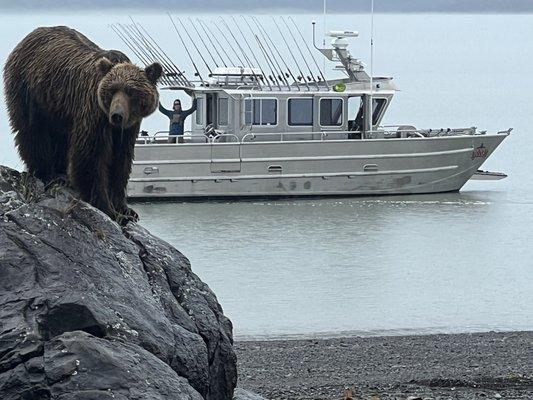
[126,20,175,86]
[110,24,150,67]
[136,22,191,86]
[116,23,173,86]
[272,17,310,91]
[251,16,292,90]
[281,16,320,90]
[220,17,254,68]
[233,15,267,90]
[268,16,301,91]
[254,34,282,90]
[212,19,246,67]
[189,18,218,68]
[242,17,275,90]
[198,19,230,68]
[176,16,213,75]
[221,17,263,90]
[288,16,329,90]
[115,24,153,66]
[168,13,204,83]
[237,15,272,90]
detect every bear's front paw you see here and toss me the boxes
[115,205,139,226]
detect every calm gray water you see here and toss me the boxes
[1,13,532,338]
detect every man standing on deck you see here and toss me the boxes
[158,90,198,143]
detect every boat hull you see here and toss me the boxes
[127,134,507,198]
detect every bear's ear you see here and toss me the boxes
[145,62,163,84]
[97,57,114,76]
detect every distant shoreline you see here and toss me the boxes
[2,9,533,15]
[236,330,533,399]
[234,327,533,342]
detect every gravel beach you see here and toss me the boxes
[235,331,533,399]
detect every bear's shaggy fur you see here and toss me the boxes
[3,26,163,222]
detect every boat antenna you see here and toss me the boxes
[281,16,320,90]
[168,13,204,83]
[323,0,327,73]
[272,18,309,91]
[197,19,230,68]
[288,16,329,90]
[369,0,374,135]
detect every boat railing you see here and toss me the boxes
[242,131,329,142]
[136,125,499,146]
[378,126,478,137]
[136,131,243,144]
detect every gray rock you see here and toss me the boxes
[233,388,268,400]
[0,166,237,399]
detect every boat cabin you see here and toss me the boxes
[165,76,396,143]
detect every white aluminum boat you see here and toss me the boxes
[113,18,510,199]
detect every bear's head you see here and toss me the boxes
[96,58,163,129]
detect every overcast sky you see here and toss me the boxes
[1,0,533,13]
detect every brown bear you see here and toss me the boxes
[3,26,163,223]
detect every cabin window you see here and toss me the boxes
[244,98,277,125]
[288,98,313,126]
[195,98,204,125]
[218,97,229,126]
[320,98,343,126]
[372,98,387,125]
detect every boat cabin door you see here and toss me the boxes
[208,92,241,172]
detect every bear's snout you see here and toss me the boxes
[109,91,130,128]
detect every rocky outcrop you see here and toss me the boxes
[0,166,237,399]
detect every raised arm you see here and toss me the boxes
[182,98,198,117]
[158,102,173,118]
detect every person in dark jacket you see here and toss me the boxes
[158,93,197,143]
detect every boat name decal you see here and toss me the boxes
[471,143,488,159]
